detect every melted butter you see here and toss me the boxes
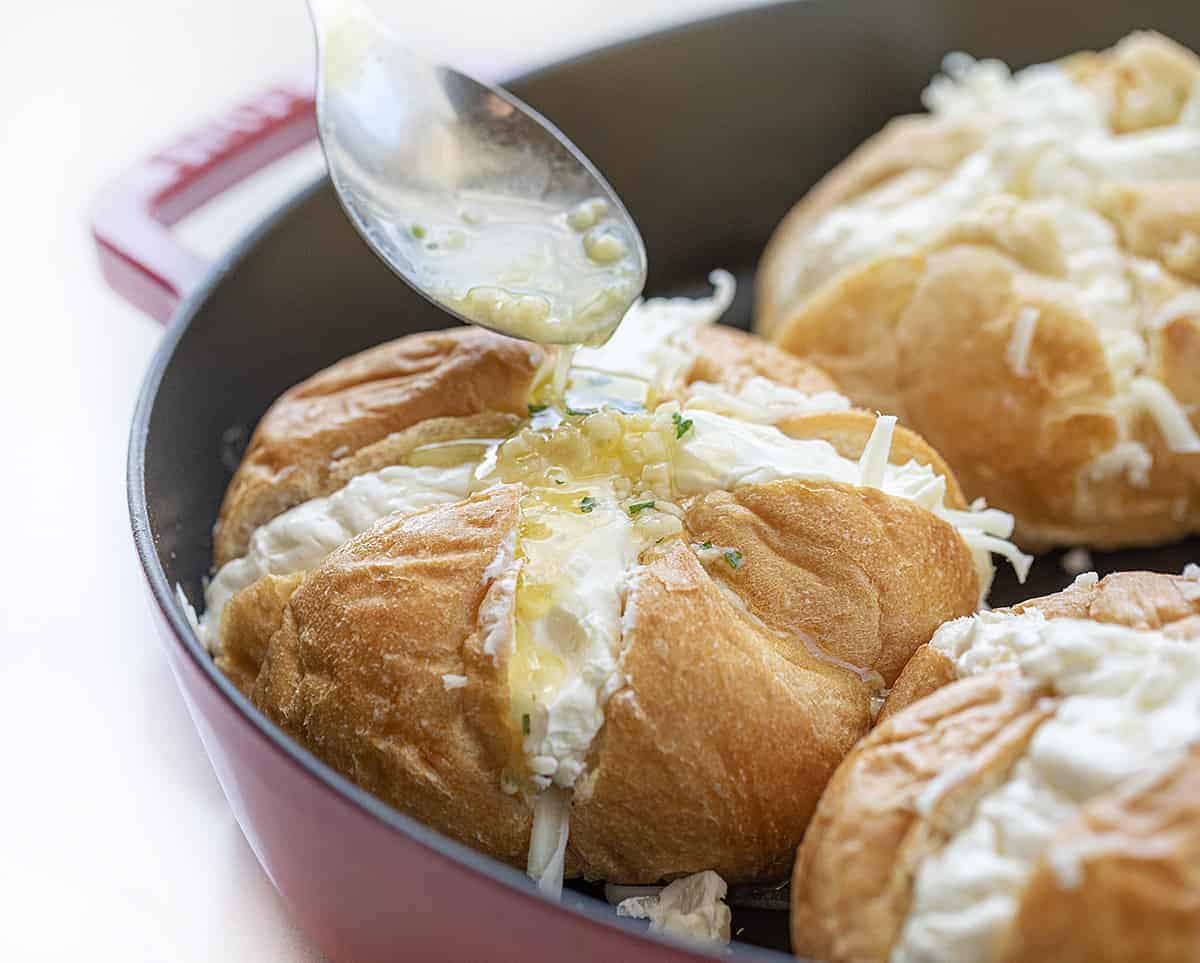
[486,409,668,497]
[399,194,644,346]
[526,355,651,417]
[507,493,575,739]
[403,437,504,468]
[505,482,657,790]
[521,270,739,415]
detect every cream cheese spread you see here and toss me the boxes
[199,462,475,650]
[893,598,1200,963]
[510,482,655,791]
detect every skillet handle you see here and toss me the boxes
[91,78,317,323]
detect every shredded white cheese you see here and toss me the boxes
[1005,306,1040,378]
[1081,440,1153,488]
[616,870,732,946]
[956,531,1033,583]
[1126,376,1200,453]
[857,414,898,489]
[440,674,468,690]
[478,547,519,662]
[527,786,571,898]
[1070,570,1099,589]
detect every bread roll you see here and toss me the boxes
[757,33,1200,549]
[199,275,1024,888]
[793,567,1200,962]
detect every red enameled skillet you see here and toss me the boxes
[95,1,1200,959]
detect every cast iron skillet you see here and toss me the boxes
[97,1,1200,959]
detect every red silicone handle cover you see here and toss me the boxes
[92,77,317,323]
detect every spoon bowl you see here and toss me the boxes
[308,0,648,345]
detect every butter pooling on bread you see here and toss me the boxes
[757,33,1200,549]
[792,567,1200,963]
[198,273,1026,893]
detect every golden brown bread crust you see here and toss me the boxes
[1063,31,1200,135]
[1098,181,1200,285]
[759,33,1200,329]
[874,643,957,727]
[214,328,547,565]
[791,670,1052,962]
[756,117,981,338]
[209,322,860,688]
[213,408,964,696]
[799,570,1200,961]
[883,570,1200,719]
[1012,569,1200,627]
[685,324,841,396]
[568,540,869,884]
[999,746,1200,963]
[756,33,1200,550]
[685,479,977,688]
[216,573,304,695]
[252,486,536,867]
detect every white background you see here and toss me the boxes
[0,1,767,959]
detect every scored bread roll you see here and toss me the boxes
[792,567,1200,962]
[195,273,1027,890]
[756,32,1200,550]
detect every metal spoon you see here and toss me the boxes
[307,0,648,345]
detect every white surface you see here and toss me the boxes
[0,1,765,960]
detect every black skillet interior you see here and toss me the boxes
[143,0,1200,954]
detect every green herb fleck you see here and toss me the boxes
[700,541,713,550]
[724,549,744,570]
[521,713,531,735]
[410,224,426,239]
[554,478,565,485]
[672,412,694,439]
[628,500,655,516]
[579,496,597,514]
[528,403,549,415]
[565,405,596,417]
